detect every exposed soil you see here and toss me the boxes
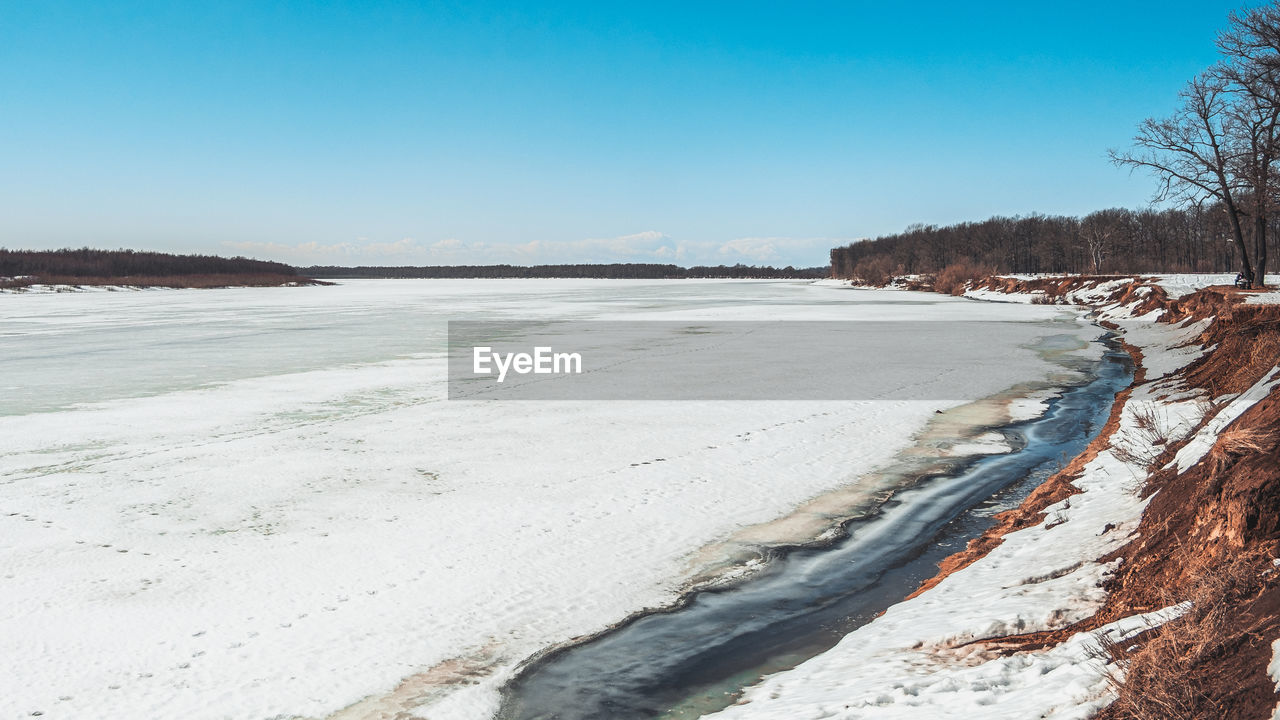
[905,274,1280,718]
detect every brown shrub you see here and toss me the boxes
[932,260,995,295]
[852,255,897,286]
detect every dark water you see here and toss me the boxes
[498,343,1134,720]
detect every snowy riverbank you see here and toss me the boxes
[706,276,1280,719]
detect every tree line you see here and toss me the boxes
[0,248,298,278]
[302,263,828,279]
[1,251,833,284]
[829,205,1276,282]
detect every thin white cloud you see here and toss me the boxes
[718,237,781,262]
[566,231,684,262]
[715,236,854,266]
[429,237,464,251]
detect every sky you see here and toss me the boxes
[0,1,1254,268]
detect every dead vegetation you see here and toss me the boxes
[931,260,997,295]
[1110,403,1174,470]
[1100,552,1272,720]
[851,255,899,286]
[1212,427,1273,465]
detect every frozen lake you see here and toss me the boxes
[0,279,1104,719]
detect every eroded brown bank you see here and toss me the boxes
[910,274,1280,718]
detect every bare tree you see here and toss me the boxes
[1224,92,1277,287]
[1080,208,1133,273]
[1111,74,1256,283]
[1216,4,1280,286]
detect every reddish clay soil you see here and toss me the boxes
[908,275,1280,718]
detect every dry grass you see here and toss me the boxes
[1100,552,1265,720]
[1111,403,1172,469]
[1208,427,1276,491]
[1245,333,1280,374]
[1212,427,1273,460]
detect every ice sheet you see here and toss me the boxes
[0,279,1100,719]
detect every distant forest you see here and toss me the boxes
[829,206,1279,282]
[1,248,298,278]
[0,249,828,287]
[0,248,305,288]
[302,263,827,279]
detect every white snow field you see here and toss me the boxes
[1,279,1101,720]
[1150,272,1280,299]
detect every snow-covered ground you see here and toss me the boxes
[0,279,1103,720]
[964,286,1047,304]
[1270,638,1280,719]
[1245,288,1280,304]
[706,281,1279,720]
[1150,272,1280,299]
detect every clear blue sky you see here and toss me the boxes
[0,1,1251,267]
